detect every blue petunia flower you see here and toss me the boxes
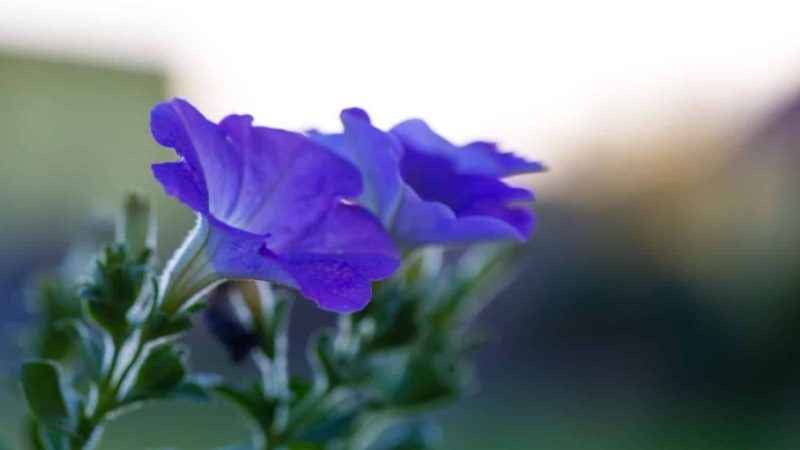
[150,99,400,313]
[310,109,544,249]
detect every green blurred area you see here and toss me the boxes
[0,52,193,257]
[1,52,799,450]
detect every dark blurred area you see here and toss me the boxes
[1,51,799,450]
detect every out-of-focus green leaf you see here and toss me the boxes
[38,426,70,450]
[368,420,442,450]
[375,351,465,407]
[118,192,155,258]
[445,242,527,325]
[401,248,444,286]
[293,410,358,446]
[30,275,82,360]
[58,319,106,379]
[84,299,128,344]
[80,244,152,343]
[169,380,212,402]
[308,332,342,387]
[289,376,313,405]
[26,419,46,450]
[360,289,419,351]
[145,311,193,341]
[129,345,187,398]
[20,361,76,433]
[213,382,278,434]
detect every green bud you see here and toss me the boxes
[117,192,156,259]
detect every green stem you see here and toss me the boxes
[68,313,172,450]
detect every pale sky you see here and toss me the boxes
[2,0,800,185]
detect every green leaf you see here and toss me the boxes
[80,243,154,343]
[84,299,129,343]
[145,312,193,341]
[169,380,212,402]
[38,426,70,450]
[360,289,419,351]
[400,248,443,286]
[369,421,442,450]
[213,383,276,431]
[289,376,313,405]
[293,410,358,446]
[231,281,291,360]
[20,361,76,433]
[26,418,46,450]
[184,300,209,314]
[129,345,187,398]
[440,242,526,326]
[372,351,465,408]
[57,319,106,379]
[308,332,342,387]
[30,274,82,360]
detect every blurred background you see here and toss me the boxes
[1,1,799,449]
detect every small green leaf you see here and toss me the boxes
[289,376,313,404]
[400,248,443,286]
[213,383,276,431]
[360,289,418,351]
[145,312,193,341]
[169,380,212,402]
[370,421,442,450]
[184,300,209,314]
[26,418,46,450]
[308,332,341,387]
[81,245,151,309]
[57,319,106,379]
[38,426,70,450]
[20,360,76,433]
[372,351,465,407]
[129,345,187,398]
[293,410,358,446]
[30,274,82,360]
[84,299,129,343]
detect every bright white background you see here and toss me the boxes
[2,0,800,188]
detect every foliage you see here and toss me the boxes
[20,194,202,450]
[203,244,525,450]
[20,194,527,450]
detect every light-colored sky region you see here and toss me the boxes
[2,0,800,185]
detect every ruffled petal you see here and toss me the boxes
[391,119,544,177]
[217,115,362,239]
[151,161,208,214]
[393,186,528,247]
[397,145,534,238]
[151,99,363,243]
[204,203,398,313]
[204,220,297,289]
[150,99,237,213]
[280,255,372,312]
[282,203,400,279]
[281,202,401,312]
[309,108,404,225]
[458,141,546,177]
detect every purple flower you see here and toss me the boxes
[310,109,544,248]
[150,99,399,313]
